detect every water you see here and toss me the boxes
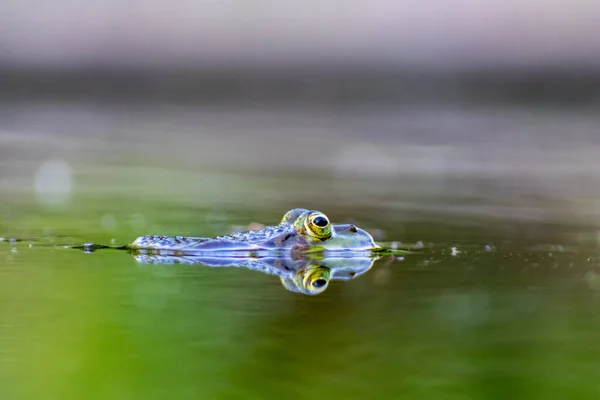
[2,102,600,399]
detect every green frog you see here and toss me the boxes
[131,208,381,255]
[129,208,383,295]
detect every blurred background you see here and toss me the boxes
[2,1,600,399]
[1,0,600,235]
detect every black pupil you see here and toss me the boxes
[313,216,328,227]
[313,279,327,288]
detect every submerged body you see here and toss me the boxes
[131,208,380,255]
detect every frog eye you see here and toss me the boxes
[280,208,309,224]
[305,212,332,240]
[312,278,328,288]
[301,267,331,294]
[313,216,328,227]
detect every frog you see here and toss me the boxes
[130,208,381,255]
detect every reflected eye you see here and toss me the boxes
[312,278,328,288]
[305,213,332,240]
[300,267,331,294]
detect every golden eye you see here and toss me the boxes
[304,212,332,240]
[301,267,330,294]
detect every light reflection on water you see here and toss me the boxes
[132,253,378,296]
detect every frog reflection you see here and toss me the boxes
[132,253,378,295]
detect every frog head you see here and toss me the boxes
[280,208,380,251]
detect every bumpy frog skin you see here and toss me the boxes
[131,208,380,255]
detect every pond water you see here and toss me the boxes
[1,102,600,399]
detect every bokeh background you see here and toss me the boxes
[2,0,600,233]
[2,2,600,399]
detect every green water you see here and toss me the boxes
[2,103,600,399]
[3,233,600,399]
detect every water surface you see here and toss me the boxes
[1,103,600,399]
